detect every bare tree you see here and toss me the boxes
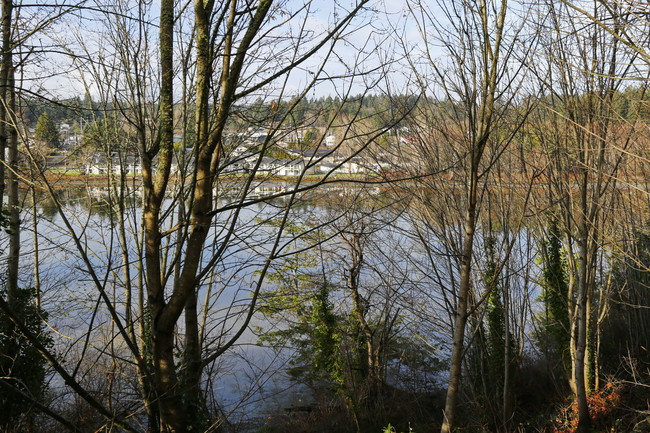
[529,1,646,430]
[5,1,407,432]
[399,0,533,431]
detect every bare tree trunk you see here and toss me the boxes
[441,177,478,433]
[144,0,184,430]
[31,180,40,309]
[152,328,185,433]
[567,245,578,394]
[398,0,513,429]
[575,204,591,433]
[182,290,203,426]
[440,1,509,428]
[0,0,11,209]
[502,259,512,431]
[347,234,382,399]
[7,66,18,304]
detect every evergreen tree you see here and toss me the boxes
[257,258,345,394]
[472,236,517,430]
[538,218,571,371]
[33,112,60,149]
[485,246,507,387]
[82,118,128,151]
[301,128,318,149]
[0,288,52,431]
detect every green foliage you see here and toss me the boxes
[612,85,650,121]
[301,129,318,147]
[34,112,61,148]
[83,118,130,151]
[255,219,353,398]
[382,423,414,433]
[0,208,12,234]
[23,96,91,127]
[485,238,508,384]
[257,260,345,393]
[263,145,293,160]
[537,218,571,371]
[0,288,52,428]
[232,93,418,132]
[310,283,345,387]
[467,236,518,429]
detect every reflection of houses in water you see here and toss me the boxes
[83,181,379,205]
[215,182,295,203]
[315,184,381,197]
[86,185,143,200]
[69,182,381,217]
[85,182,296,203]
[251,183,289,198]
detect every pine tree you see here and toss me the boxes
[33,112,60,149]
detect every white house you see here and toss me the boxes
[325,132,336,147]
[86,152,142,176]
[248,157,314,177]
[319,157,389,175]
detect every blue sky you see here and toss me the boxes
[18,0,456,101]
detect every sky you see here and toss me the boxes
[15,0,541,103]
[16,0,423,102]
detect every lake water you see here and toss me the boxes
[0,183,543,430]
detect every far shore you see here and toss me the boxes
[35,171,358,189]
